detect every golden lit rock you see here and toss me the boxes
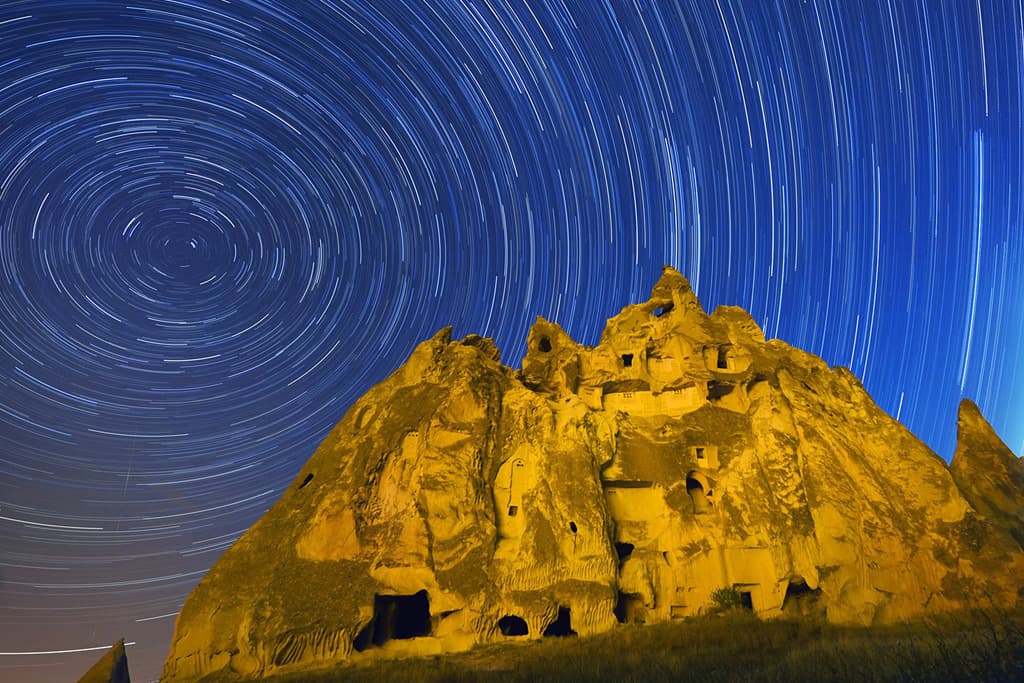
[161,267,1023,681]
[951,398,1024,548]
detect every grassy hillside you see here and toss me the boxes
[251,609,1024,682]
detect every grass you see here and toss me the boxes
[255,609,1024,682]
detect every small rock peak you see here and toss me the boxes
[954,399,1018,470]
[400,326,460,381]
[595,267,711,349]
[526,316,575,351]
[651,265,692,291]
[431,326,454,344]
[957,398,986,429]
[647,266,706,316]
[710,305,766,343]
[955,398,1012,454]
[951,397,1024,548]
[77,638,130,683]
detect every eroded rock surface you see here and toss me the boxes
[951,399,1024,549]
[162,267,1023,682]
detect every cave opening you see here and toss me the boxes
[498,615,529,636]
[352,590,432,651]
[542,606,577,637]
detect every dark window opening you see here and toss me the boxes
[615,542,635,561]
[717,348,730,369]
[498,615,528,636]
[653,303,674,317]
[538,336,552,352]
[694,447,705,460]
[352,591,431,651]
[298,473,314,489]
[614,593,644,624]
[507,505,518,517]
[621,353,634,367]
[738,591,753,610]
[569,521,578,533]
[542,606,577,637]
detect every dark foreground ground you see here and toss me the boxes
[229,609,1024,682]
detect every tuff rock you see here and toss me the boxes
[161,267,1024,681]
[78,639,130,683]
[950,399,1024,549]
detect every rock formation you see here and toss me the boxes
[951,399,1024,549]
[78,639,130,683]
[161,267,1023,682]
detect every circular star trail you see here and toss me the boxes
[1,1,1022,680]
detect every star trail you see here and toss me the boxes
[1,1,1022,680]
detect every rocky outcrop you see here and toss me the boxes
[78,639,130,683]
[161,267,1023,682]
[951,399,1024,548]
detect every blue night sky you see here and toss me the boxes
[1,1,1022,680]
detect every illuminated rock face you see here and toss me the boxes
[950,399,1024,549]
[162,267,1023,681]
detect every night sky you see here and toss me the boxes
[1,1,1022,681]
